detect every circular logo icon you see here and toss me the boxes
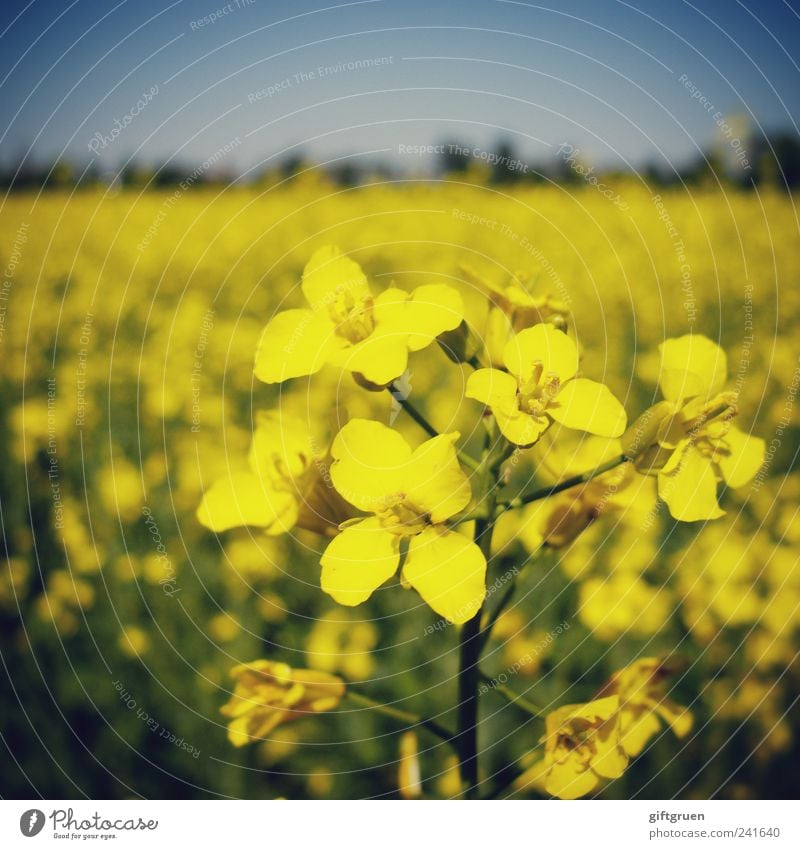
[19,810,46,837]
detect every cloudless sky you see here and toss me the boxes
[1,0,798,175]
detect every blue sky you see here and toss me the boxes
[1,0,798,174]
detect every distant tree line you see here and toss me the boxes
[2,130,798,191]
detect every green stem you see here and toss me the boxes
[346,690,455,744]
[389,382,480,472]
[456,487,497,797]
[480,675,545,719]
[498,455,628,512]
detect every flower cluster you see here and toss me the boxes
[514,658,692,798]
[197,246,764,798]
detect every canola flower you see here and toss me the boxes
[196,411,351,536]
[220,660,345,747]
[514,696,628,799]
[201,243,770,799]
[466,324,627,446]
[513,659,692,798]
[625,334,765,521]
[600,658,693,757]
[321,419,486,624]
[461,264,569,366]
[254,245,464,386]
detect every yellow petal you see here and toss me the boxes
[545,759,598,799]
[620,708,662,757]
[402,528,486,624]
[484,305,512,366]
[254,309,337,383]
[402,433,471,523]
[496,407,550,446]
[196,472,295,533]
[569,695,620,723]
[329,328,410,386]
[548,378,627,437]
[401,284,464,352]
[503,324,579,383]
[249,411,314,479]
[330,419,411,512]
[226,713,274,747]
[301,245,370,311]
[592,719,628,779]
[320,518,400,606]
[655,699,693,738]
[658,335,727,402]
[465,368,518,408]
[716,425,765,488]
[512,756,549,794]
[658,442,724,522]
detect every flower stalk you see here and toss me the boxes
[346,690,455,744]
[498,454,629,511]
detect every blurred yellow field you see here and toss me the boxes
[1,178,798,800]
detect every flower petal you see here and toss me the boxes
[658,335,727,402]
[548,378,627,437]
[196,472,296,533]
[320,518,400,606]
[401,284,464,352]
[496,407,550,446]
[329,328,410,386]
[620,709,662,757]
[592,718,628,779]
[654,699,693,739]
[503,324,579,383]
[249,411,315,479]
[301,245,371,311]
[545,760,598,800]
[402,527,486,624]
[254,309,336,383]
[402,433,472,523]
[512,756,549,794]
[716,425,765,488]
[330,419,411,511]
[465,367,518,408]
[658,442,724,522]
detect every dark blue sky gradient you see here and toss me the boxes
[1,0,798,174]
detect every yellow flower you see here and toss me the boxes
[514,696,628,799]
[322,419,486,624]
[600,658,692,757]
[462,264,570,365]
[626,335,765,521]
[220,660,345,747]
[196,411,351,536]
[466,324,626,446]
[254,246,463,386]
